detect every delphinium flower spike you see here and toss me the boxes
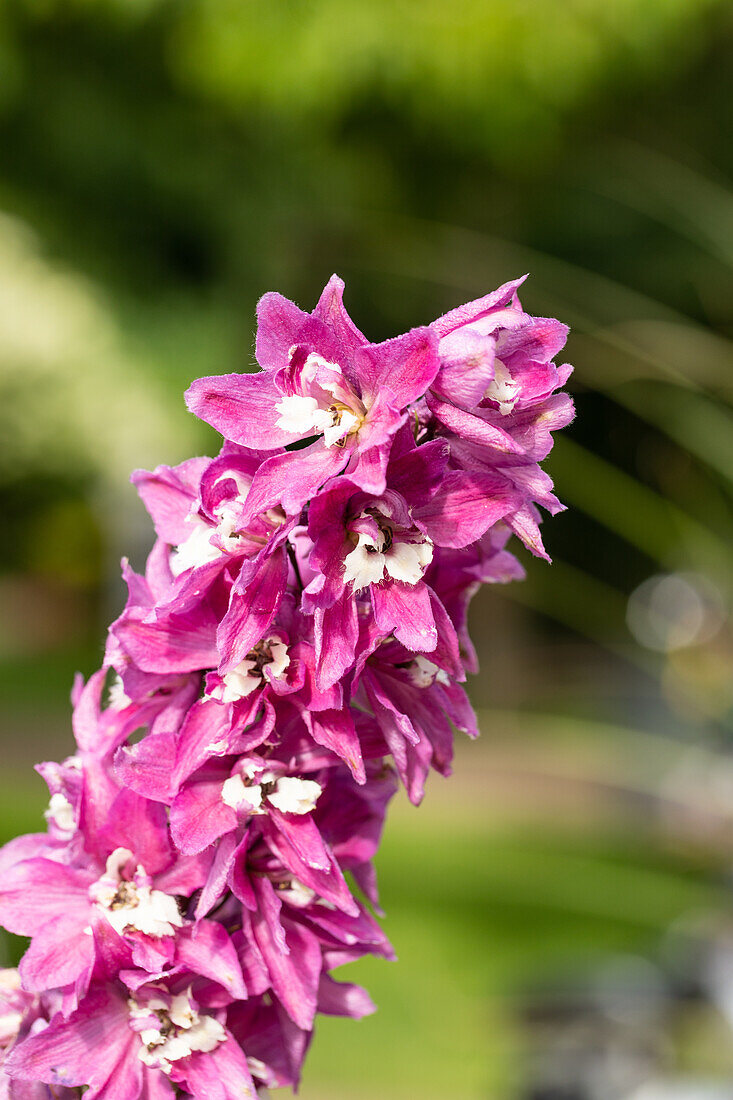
[0,274,573,1098]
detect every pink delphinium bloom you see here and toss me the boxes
[0,274,572,1098]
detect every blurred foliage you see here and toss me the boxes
[1,0,733,1096]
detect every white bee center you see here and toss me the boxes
[267,776,322,815]
[130,991,226,1074]
[408,656,451,688]
[222,772,321,817]
[275,355,363,447]
[277,879,316,908]
[44,792,75,835]
[91,848,183,938]
[343,528,433,592]
[484,357,520,415]
[107,673,131,710]
[221,774,264,813]
[211,638,290,704]
[170,519,223,576]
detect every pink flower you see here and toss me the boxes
[0,274,572,1097]
[185,276,440,514]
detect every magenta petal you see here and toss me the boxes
[317,974,376,1018]
[154,851,210,897]
[431,275,528,337]
[18,913,94,992]
[341,441,390,497]
[303,710,366,784]
[131,457,209,545]
[101,787,172,876]
[217,550,288,674]
[252,899,321,1030]
[253,875,288,954]
[416,470,515,548]
[243,443,347,521]
[195,833,238,918]
[313,274,368,356]
[314,592,358,691]
[507,502,550,561]
[139,1067,176,1100]
[176,1031,257,1100]
[169,779,237,855]
[0,860,91,936]
[433,328,496,408]
[386,438,450,506]
[172,699,232,788]
[267,809,330,872]
[372,581,438,653]
[71,668,106,753]
[255,290,310,372]
[185,371,290,449]
[265,828,358,916]
[427,392,525,454]
[115,605,219,674]
[175,920,247,999]
[5,987,140,1100]
[353,326,439,407]
[129,933,175,974]
[114,732,177,804]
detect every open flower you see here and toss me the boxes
[185,276,440,515]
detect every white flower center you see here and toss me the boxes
[170,519,223,576]
[343,527,433,592]
[408,657,451,688]
[275,355,364,447]
[44,792,75,835]
[484,357,520,415]
[276,878,316,908]
[267,776,322,815]
[211,637,290,704]
[107,673,131,710]
[221,772,321,817]
[130,991,226,1074]
[91,848,183,938]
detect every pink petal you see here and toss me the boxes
[252,901,321,1031]
[175,1032,257,1100]
[5,987,141,1100]
[353,326,439,407]
[317,974,376,1018]
[372,580,438,653]
[185,371,290,449]
[427,393,525,455]
[131,457,209,545]
[431,275,527,337]
[303,709,366,784]
[416,470,515,548]
[0,860,91,936]
[114,732,177,804]
[242,443,347,521]
[217,550,288,674]
[19,913,94,992]
[314,592,358,691]
[175,920,247,999]
[313,275,368,356]
[267,809,330,872]
[170,778,237,855]
[255,290,310,372]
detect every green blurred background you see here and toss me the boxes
[2,2,733,1096]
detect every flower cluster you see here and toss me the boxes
[0,275,572,1098]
